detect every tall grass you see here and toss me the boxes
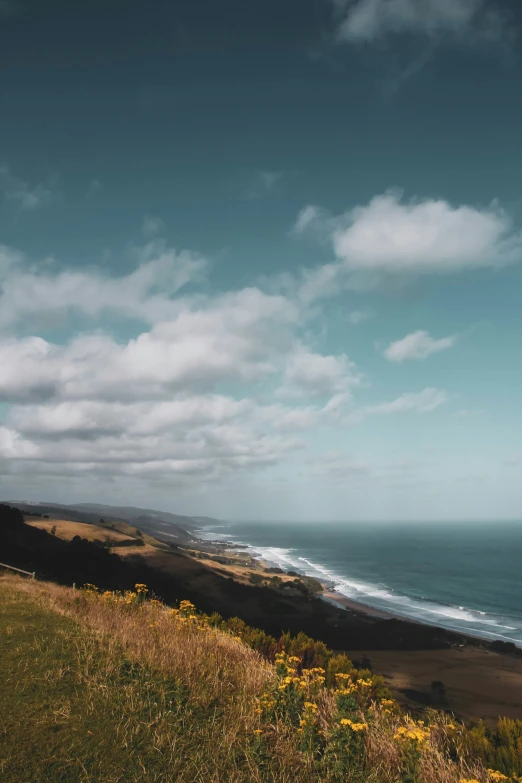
[1,573,515,783]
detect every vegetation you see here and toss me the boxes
[2,574,521,783]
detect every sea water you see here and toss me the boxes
[197,520,522,646]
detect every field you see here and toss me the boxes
[2,572,508,783]
[346,647,522,726]
[0,575,272,783]
[25,517,136,545]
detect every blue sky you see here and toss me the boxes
[1,0,521,521]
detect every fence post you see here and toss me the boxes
[32,572,36,580]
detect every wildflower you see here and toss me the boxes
[394,723,430,745]
[253,729,263,736]
[488,771,509,782]
[340,718,368,731]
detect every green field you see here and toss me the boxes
[0,581,262,783]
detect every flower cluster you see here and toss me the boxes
[339,718,368,732]
[394,720,431,746]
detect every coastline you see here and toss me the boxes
[205,539,522,652]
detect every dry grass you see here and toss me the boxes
[25,517,135,544]
[0,573,496,783]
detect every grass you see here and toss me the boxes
[0,574,511,783]
[24,518,135,545]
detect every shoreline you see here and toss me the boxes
[202,537,522,652]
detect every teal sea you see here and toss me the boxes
[197,520,522,646]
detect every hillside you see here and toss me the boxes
[25,517,136,545]
[3,573,521,783]
[6,501,210,546]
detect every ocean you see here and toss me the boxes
[197,520,522,646]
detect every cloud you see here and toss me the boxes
[0,232,365,488]
[332,0,510,45]
[281,349,362,399]
[0,239,208,329]
[293,191,522,301]
[333,191,520,272]
[0,291,300,404]
[0,164,56,211]
[293,205,324,235]
[384,330,456,361]
[348,387,448,422]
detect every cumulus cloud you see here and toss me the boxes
[332,0,510,45]
[293,191,522,301]
[0,206,460,494]
[0,290,300,404]
[384,330,456,361]
[0,239,207,329]
[0,237,358,486]
[0,164,56,211]
[281,349,362,399]
[333,191,519,272]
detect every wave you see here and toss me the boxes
[195,524,521,646]
[252,545,520,643]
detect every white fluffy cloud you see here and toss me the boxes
[333,192,519,273]
[0,206,461,493]
[0,240,208,329]
[293,191,522,302]
[384,330,456,362]
[332,0,508,44]
[282,349,362,398]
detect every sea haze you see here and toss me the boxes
[198,520,522,646]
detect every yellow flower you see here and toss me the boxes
[394,722,430,745]
[488,770,509,782]
[340,718,368,731]
[253,729,263,736]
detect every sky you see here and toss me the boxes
[1,0,522,521]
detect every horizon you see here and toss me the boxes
[6,498,522,526]
[1,0,522,521]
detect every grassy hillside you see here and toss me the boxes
[25,517,136,545]
[3,574,519,783]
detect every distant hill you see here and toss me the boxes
[4,501,222,547]
[72,503,222,529]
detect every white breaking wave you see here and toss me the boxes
[253,546,519,639]
[196,526,521,645]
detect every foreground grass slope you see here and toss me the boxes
[0,574,520,783]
